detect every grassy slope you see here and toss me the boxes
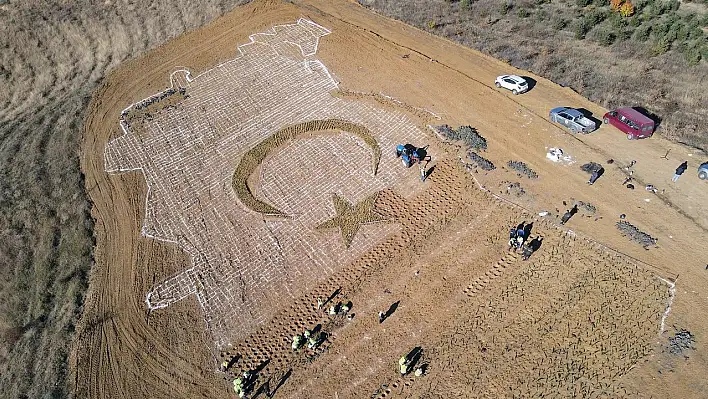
[363,0,708,151]
[0,1,249,397]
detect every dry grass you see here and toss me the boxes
[315,192,386,248]
[0,1,250,397]
[363,0,708,151]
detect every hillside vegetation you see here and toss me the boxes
[0,1,248,397]
[363,0,708,151]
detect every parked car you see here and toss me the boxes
[549,107,596,133]
[699,162,708,180]
[602,107,655,140]
[495,75,529,95]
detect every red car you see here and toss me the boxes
[602,107,655,140]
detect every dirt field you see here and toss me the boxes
[75,1,708,398]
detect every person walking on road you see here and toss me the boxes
[672,161,688,182]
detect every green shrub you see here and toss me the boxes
[682,40,705,65]
[650,36,671,56]
[517,7,530,17]
[552,17,568,30]
[618,27,634,40]
[633,23,652,41]
[460,0,471,10]
[688,27,704,41]
[642,4,659,19]
[652,19,670,38]
[499,1,513,15]
[684,12,698,27]
[575,18,594,39]
[586,9,608,25]
[595,28,617,45]
[534,9,549,22]
[576,0,593,6]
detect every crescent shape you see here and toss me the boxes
[232,119,381,216]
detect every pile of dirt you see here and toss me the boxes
[507,160,538,179]
[467,151,495,171]
[580,162,603,174]
[616,220,658,248]
[668,328,695,355]
[435,125,487,151]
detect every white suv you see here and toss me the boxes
[495,75,529,95]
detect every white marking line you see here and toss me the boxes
[656,276,676,335]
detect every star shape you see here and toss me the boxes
[316,192,388,248]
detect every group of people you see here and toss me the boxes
[398,347,425,376]
[232,370,256,398]
[508,222,539,261]
[585,159,690,189]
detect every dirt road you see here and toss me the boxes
[74,1,708,398]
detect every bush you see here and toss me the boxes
[460,0,471,10]
[499,1,513,15]
[586,9,608,25]
[595,28,617,45]
[575,18,594,39]
[576,0,593,6]
[517,7,530,18]
[534,9,548,22]
[618,27,633,40]
[634,24,652,42]
[608,12,626,30]
[683,40,705,65]
[552,17,568,30]
[688,26,704,41]
[650,36,671,56]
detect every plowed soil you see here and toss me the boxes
[74,1,708,398]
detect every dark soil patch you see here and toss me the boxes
[507,161,538,179]
[434,125,487,151]
[467,151,495,171]
[667,328,695,356]
[616,220,658,248]
[580,162,603,174]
